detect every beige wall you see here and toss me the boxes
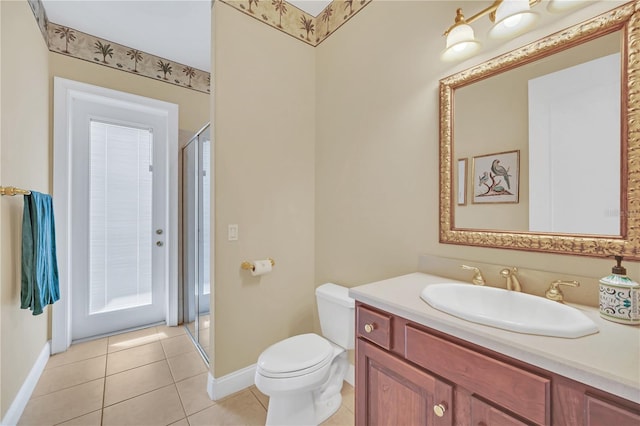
[0,0,50,418]
[315,0,455,287]
[208,0,637,380]
[49,54,209,134]
[315,0,638,298]
[212,1,316,377]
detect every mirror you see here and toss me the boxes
[440,2,640,259]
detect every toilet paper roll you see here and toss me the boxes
[251,259,272,276]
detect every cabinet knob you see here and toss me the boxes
[364,323,375,333]
[433,403,447,417]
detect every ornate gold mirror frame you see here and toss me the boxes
[440,2,640,260]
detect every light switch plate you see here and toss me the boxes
[228,224,238,241]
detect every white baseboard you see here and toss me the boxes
[206,362,356,402]
[1,341,50,426]
[207,364,257,401]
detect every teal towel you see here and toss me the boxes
[21,191,60,315]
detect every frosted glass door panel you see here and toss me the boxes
[89,121,153,314]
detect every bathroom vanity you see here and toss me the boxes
[350,273,640,425]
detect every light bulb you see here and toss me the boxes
[503,14,523,28]
[489,0,538,39]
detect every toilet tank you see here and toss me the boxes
[316,283,355,350]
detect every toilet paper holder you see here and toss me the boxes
[241,258,276,271]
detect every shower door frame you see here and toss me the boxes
[182,123,211,362]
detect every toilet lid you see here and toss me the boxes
[258,333,333,375]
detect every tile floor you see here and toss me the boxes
[18,325,355,426]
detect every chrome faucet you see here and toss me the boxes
[461,265,485,286]
[500,267,522,292]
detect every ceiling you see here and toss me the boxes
[288,0,332,16]
[41,0,332,73]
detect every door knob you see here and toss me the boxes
[156,229,163,235]
[433,403,447,417]
[156,241,164,247]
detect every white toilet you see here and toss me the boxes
[254,283,355,426]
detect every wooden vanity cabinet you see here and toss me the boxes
[355,303,640,426]
[357,339,453,425]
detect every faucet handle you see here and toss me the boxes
[461,264,485,286]
[500,267,522,292]
[545,280,580,303]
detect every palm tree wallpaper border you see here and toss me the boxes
[220,0,372,46]
[28,0,49,45]
[47,22,211,94]
[29,0,371,96]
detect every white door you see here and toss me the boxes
[528,53,620,235]
[70,99,168,340]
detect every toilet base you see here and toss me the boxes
[265,391,315,426]
[314,391,342,424]
[264,384,344,426]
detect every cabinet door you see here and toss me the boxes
[471,396,529,426]
[356,338,453,426]
[586,395,640,426]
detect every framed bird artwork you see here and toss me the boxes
[472,150,520,204]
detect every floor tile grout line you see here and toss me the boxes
[22,378,106,426]
[102,382,179,411]
[102,360,177,408]
[31,358,107,399]
[25,377,105,402]
[173,379,190,416]
[45,351,109,370]
[101,347,108,426]
[247,389,268,413]
[106,357,169,377]
[52,408,102,426]
[105,341,168,376]
[167,349,193,422]
[248,387,269,411]
[171,382,189,423]
[105,358,170,379]
[106,339,162,355]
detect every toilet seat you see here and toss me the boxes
[257,333,333,378]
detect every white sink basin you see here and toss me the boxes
[420,283,598,338]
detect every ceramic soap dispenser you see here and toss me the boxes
[599,256,640,325]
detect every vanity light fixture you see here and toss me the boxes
[489,0,538,39]
[546,0,586,13]
[441,9,482,62]
[442,0,544,62]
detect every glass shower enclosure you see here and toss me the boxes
[182,124,211,361]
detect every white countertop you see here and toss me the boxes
[349,272,640,404]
